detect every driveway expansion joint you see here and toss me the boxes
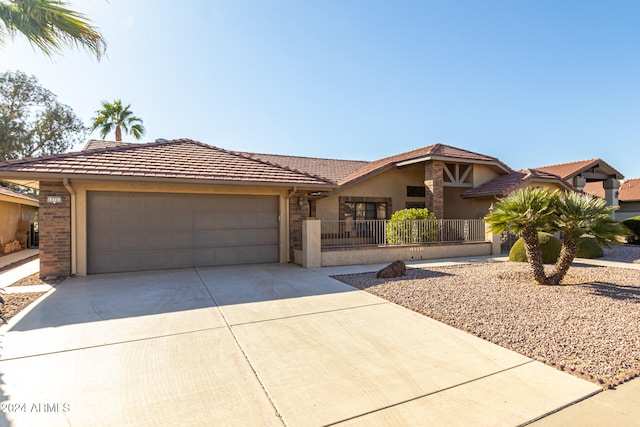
[193,267,287,426]
[0,326,227,362]
[228,301,391,327]
[325,360,538,426]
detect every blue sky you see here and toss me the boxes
[2,0,640,178]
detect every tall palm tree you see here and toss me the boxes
[91,100,145,141]
[485,187,559,285]
[547,192,626,285]
[0,0,106,60]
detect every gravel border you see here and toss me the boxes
[334,261,640,389]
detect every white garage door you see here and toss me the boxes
[87,192,279,274]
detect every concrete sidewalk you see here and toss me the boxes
[0,249,39,288]
[0,263,600,426]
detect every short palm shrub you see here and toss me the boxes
[576,235,604,258]
[622,216,640,245]
[509,232,562,264]
[386,208,437,245]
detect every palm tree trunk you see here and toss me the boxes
[115,125,122,141]
[521,227,549,285]
[548,236,580,285]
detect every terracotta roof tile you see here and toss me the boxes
[338,143,511,185]
[585,178,640,202]
[534,158,624,180]
[244,152,368,184]
[461,169,572,198]
[82,140,135,150]
[0,139,334,187]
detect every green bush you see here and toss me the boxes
[386,208,437,245]
[509,232,562,264]
[576,235,604,259]
[622,216,640,245]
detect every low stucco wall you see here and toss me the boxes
[320,241,491,267]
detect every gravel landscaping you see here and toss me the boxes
[1,273,61,323]
[334,261,640,389]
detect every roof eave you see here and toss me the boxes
[0,172,336,191]
[396,155,512,174]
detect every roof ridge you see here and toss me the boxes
[205,145,337,185]
[245,152,368,163]
[533,158,600,169]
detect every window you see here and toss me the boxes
[345,202,387,220]
[406,186,426,197]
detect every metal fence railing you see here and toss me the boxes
[320,219,486,248]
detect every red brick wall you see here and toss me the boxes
[289,192,310,261]
[38,181,71,278]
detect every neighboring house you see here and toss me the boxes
[0,139,575,277]
[533,158,624,207]
[0,186,38,249]
[584,178,640,220]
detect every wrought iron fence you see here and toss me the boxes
[320,219,486,248]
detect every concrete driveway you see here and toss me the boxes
[0,264,599,426]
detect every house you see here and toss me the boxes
[584,178,640,220]
[533,158,624,208]
[0,139,575,277]
[0,186,38,251]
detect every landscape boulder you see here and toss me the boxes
[376,260,407,278]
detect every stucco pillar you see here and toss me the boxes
[603,177,620,208]
[572,176,586,192]
[485,228,502,255]
[425,161,444,218]
[302,219,322,268]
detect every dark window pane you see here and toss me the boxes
[407,186,426,197]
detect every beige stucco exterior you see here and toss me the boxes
[321,242,492,267]
[0,199,37,246]
[315,162,506,220]
[63,180,295,276]
[315,163,426,220]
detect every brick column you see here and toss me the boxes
[425,161,444,218]
[39,181,71,278]
[288,192,310,261]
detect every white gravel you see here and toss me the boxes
[334,261,640,388]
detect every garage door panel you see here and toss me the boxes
[195,228,279,247]
[87,192,279,274]
[195,245,279,266]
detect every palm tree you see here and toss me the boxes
[484,187,558,285]
[91,100,145,141]
[0,0,106,60]
[547,192,626,285]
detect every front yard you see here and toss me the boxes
[335,259,640,389]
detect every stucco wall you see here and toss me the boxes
[320,242,491,267]
[616,201,640,220]
[473,165,501,186]
[315,163,427,220]
[0,200,22,245]
[444,188,492,219]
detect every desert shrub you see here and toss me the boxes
[576,235,604,258]
[622,216,640,245]
[509,231,562,264]
[386,208,437,245]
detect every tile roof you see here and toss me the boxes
[534,158,624,180]
[82,140,135,150]
[584,179,640,202]
[0,139,335,187]
[461,169,572,198]
[338,143,511,185]
[244,152,368,184]
[0,186,39,204]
